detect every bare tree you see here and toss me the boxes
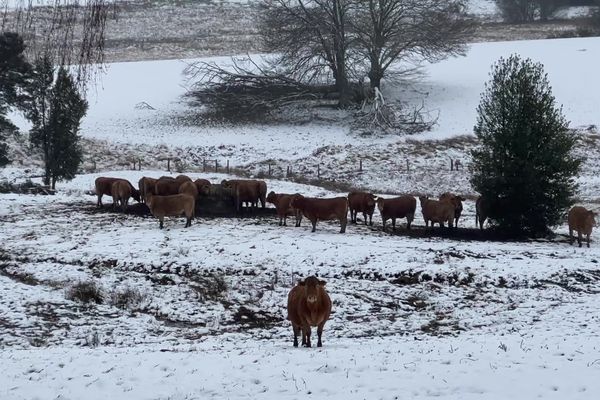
[1,0,117,94]
[352,0,474,89]
[260,0,354,107]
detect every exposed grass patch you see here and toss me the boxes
[108,286,148,310]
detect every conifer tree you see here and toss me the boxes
[470,55,582,236]
[27,59,88,189]
[0,32,31,167]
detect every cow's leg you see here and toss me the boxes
[569,228,574,245]
[382,218,386,231]
[578,232,583,248]
[392,218,396,232]
[369,212,373,226]
[159,217,164,229]
[317,321,326,347]
[587,233,591,248]
[278,215,283,226]
[185,215,192,228]
[283,214,287,226]
[363,212,368,225]
[97,194,102,207]
[311,219,317,233]
[292,324,300,347]
[295,213,302,227]
[304,325,312,348]
[407,213,414,230]
[340,216,347,234]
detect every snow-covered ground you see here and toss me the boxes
[2,16,600,400]
[1,172,600,399]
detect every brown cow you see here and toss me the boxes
[222,179,260,212]
[568,206,597,248]
[111,180,133,212]
[475,196,489,230]
[439,192,465,227]
[266,191,302,226]
[348,191,376,226]
[377,195,416,231]
[175,175,192,184]
[179,181,199,200]
[155,177,183,196]
[194,179,211,196]
[291,196,348,233]
[94,177,140,207]
[419,196,455,228]
[146,192,195,229]
[138,177,157,203]
[287,276,332,348]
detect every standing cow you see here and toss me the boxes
[568,206,597,248]
[287,276,332,348]
[266,191,302,226]
[419,196,455,228]
[348,191,376,226]
[95,177,140,207]
[377,195,416,231]
[291,196,348,233]
[439,192,465,227]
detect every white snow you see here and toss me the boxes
[2,15,600,400]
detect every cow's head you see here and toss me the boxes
[418,196,429,205]
[131,189,141,203]
[298,276,326,304]
[266,191,277,204]
[376,197,385,212]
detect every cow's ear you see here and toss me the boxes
[297,279,306,286]
[319,280,327,286]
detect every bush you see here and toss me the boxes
[470,55,582,236]
[108,286,147,310]
[66,281,104,304]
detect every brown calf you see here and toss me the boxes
[348,191,376,226]
[287,276,332,348]
[291,196,348,233]
[419,196,455,228]
[111,180,133,212]
[138,177,157,203]
[568,206,597,248]
[266,191,302,226]
[146,193,195,229]
[94,177,140,207]
[439,192,465,227]
[377,195,416,231]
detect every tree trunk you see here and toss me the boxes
[368,61,383,90]
[51,176,56,190]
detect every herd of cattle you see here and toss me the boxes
[94,174,596,248]
[92,174,597,348]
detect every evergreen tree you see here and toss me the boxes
[0,32,32,167]
[470,55,582,236]
[27,59,88,189]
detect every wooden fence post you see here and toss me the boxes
[317,164,320,178]
[406,160,409,172]
[138,159,141,171]
[268,164,272,177]
[215,160,218,173]
[450,159,454,171]
[203,159,206,172]
[92,160,96,172]
[167,158,171,172]
[359,159,363,172]
[226,160,230,174]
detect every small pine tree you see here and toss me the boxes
[470,54,582,236]
[0,32,32,167]
[27,59,88,189]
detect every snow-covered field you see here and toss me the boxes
[2,171,600,399]
[2,12,600,400]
